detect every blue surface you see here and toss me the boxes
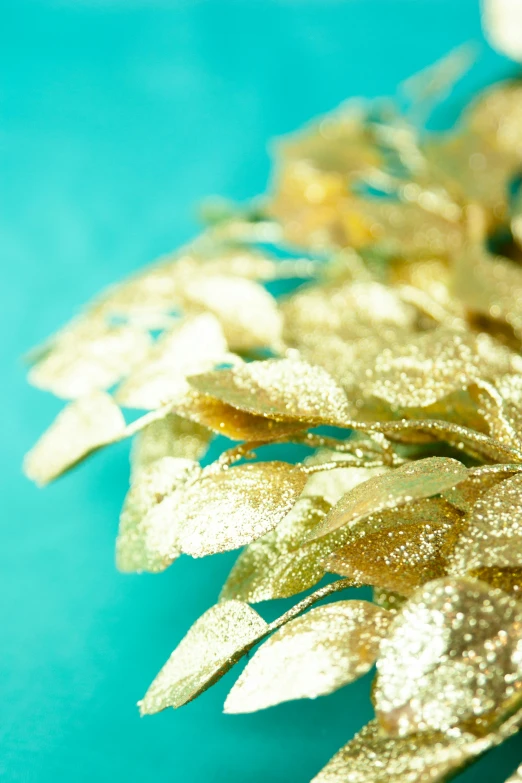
[2,1,522,781]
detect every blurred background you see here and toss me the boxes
[2,1,522,781]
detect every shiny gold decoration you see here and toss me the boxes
[25,39,522,782]
[115,313,230,410]
[139,600,269,713]
[374,577,522,736]
[24,392,126,485]
[310,457,469,540]
[224,600,390,712]
[188,358,352,425]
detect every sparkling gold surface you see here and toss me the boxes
[188,358,352,424]
[115,314,230,410]
[310,457,468,540]
[24,43,522,781]
[224,601,390,713]
[220,496,332,602]
[24,392,126,485]
[375,577,522,736]
[140,600,269,713]
[130,413,211,480]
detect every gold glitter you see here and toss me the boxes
[24,47,522,782]
[224,601,390,713]
[139,600,269,713]
[188,358,352,424]
[448,473,522,576]
[28,315,151,399]
[374,577,522,736]
[220,495,332,602]
[310,457,468,540]
[116,457,202,572]
[115,314,230,410]
[130,413,211,480]
[326,497,464,595]
[311,717,520,783]
[24,392,126,485]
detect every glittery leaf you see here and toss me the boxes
[374,577,522,736]
[224,601,390,713]
[130,413,211,480]
[181,274,282,350]
[326,498,465,595]
[220,496,332,602]
[179,462,307,557]
[311,718,515,783]
[24,392,126,485]
[360,328,522,409]
[310,457,468,540]
[174,388,304,441]
[140,600,269,713]
[188,358,352,424]
[115,314,230,410]
[116,457,202,572]
[28,316,151,399]
[448,473,522,576]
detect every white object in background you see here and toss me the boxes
[483,0,522,61]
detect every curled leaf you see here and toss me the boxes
[174,388,304,442]
[310,457,468,540]
[374,577,522,736]
[224,601,390,713]
[188,358,352,424]
[24,392,126,485]
[140,600,269,713]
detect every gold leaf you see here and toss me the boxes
[326,498,465,595]
[310,457,468,540]
[116,457,202,572]
[174,388,304,442]
[137,461,307,563]
[466,81,522,166]
[24,392,126,485]
[302,451,389,505]
[360,328,522,409]
[188,358,352,425]
[374,577,522,736]
[224,600,390,713]
[179,462,307,557]
[130,412,211,480]
[220,495,332,603]
[448,474,522,576]
[139,600,269,714]
[454,246,522,341]
[281,280,418,348]
[181,274,282,350]
[28,316,151,399]
[311,718,513,783]
[115,314,230,410]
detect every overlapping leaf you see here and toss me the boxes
[225,601,390,713]
[374,577,522,736]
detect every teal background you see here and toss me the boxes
[2,0,522,780]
